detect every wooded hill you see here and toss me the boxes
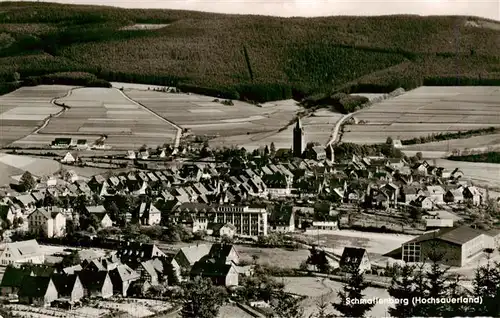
[0,2,499,101]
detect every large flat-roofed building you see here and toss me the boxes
[400,226,499,267]
[173,203,268,237]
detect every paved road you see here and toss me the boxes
[118,89,182,149]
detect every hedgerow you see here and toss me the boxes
[448,152,500,164]
[401,127,499,145]
[0,2,498,101]
[24,71,111,87]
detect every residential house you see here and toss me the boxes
[387,158,406,170]
[85,205,113,228]
[28,208,66,238]
[0,204,16,224]
[76,139,88,150]
[61,152,77,164]
[118,242,167,266]
[137,259,165,291]
[139,150,149,160]
[401,186,422,203]
[190,261,239,287]
[52,274,84,303]
[94,213,113,228]
[204,244,240,265]
[411,196,433,210]
[451,168,464,180]
[126,151,136,160]
[78,271,113,299]
[427,186,445,204]
[206,223,236,238]
[444,188,465,204]
[339,247,371,273]
[109,264,140,296]
[0,240,45,265]
[311,146,327,161]
[138,202,161,226]
[18,276,58,306]
[463,187,483,206]
[13,194,36,213]
[268,207,295,233]
[171,244,212,280]
[413,161,430,175]
[0,265,31,295]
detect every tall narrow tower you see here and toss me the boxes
[293,118,305,158]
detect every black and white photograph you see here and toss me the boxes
[0,0,498,317]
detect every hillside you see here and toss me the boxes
[0,2,499,101]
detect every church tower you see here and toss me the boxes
[293,118,305,158]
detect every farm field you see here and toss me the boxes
[12,87,178,150]
[0,153,61,185]
[234,109,343,151]
[343,86,500,144]
[124,89,302,143]
[434,159,500,188]
[0,85,74,148]
[282,276,389,318]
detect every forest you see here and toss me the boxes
[0,2,499,101]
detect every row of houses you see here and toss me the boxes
[0,239,251,307]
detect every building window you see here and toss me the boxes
[403,242,421,262]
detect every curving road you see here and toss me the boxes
[326,112,356,146]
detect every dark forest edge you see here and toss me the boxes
[0,2,499,102]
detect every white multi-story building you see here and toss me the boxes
[28,208,66,238]
[174,203,268,237]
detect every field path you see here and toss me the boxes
[118,89,182,149]
[327,112,355,146]
[31,86,77,135]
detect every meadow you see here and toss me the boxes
[13,87,179,150]
[0,85,73,147]
[0,2,498,102]
[125,89,301,144]
[343,86,500,145]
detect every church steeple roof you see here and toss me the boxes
[295,118,302,129]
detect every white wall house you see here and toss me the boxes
[0,240,45,265]
[28,208,66,238]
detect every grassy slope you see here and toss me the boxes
[0,2,499,101]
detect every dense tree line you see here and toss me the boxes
[0,3,498,102]
[402,127,498,145]
[448,151,500,164]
